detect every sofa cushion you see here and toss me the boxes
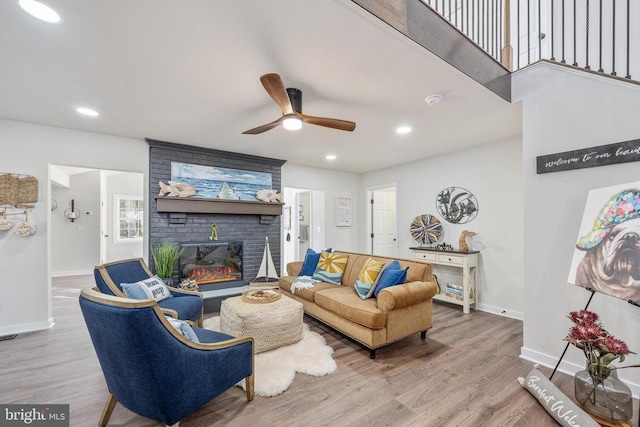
[300,248,332,276]
[373,265,409,297]
[354,257,385,299]
[279,276,340,303]
[312,251,349,285]
[314,287,386,329]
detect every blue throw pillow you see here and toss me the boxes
[121,282,150,300]
[300,247,332,276]
[121,276,172,302]
[166,317,200,343]
[373,264,409,297]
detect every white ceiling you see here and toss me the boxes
[0,0,522,174]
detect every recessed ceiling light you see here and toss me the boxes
[425,94,443,106]
[18,0,62,24]
[396,126,412,134]
[76,107,99,117]
[325,154,337,161]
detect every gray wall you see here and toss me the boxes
[0,118,148,336]
[514,62,640,395]
[51,171,101,274]
[361,136,524,317]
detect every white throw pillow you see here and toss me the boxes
[135,275,173,302]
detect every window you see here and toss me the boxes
[114,194,143,243]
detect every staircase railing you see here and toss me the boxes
[421,0,637,80]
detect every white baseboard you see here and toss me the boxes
[51,270,93,277]
[477,302,523,320]
[0,317,55,337]
[520,346,640,399]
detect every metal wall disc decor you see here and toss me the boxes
[436,187,479,224]
[410,214,443,245]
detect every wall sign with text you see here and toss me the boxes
[536,138,640,174]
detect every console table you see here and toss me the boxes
[410,247,479,314]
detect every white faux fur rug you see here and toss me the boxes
[203,316,337,397]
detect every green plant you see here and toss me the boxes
[152,241,185,279]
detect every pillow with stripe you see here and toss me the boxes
[312,251,349,285]
[354,257,386,299]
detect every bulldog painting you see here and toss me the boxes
[574,188,640,304]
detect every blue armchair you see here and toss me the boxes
[94,258,204,326]
[79,288,254,427]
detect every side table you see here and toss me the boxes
[410,247,479,314]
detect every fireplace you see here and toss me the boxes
[179,241,243,288]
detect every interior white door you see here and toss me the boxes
[372,187,397,257]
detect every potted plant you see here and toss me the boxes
[151,241,184,286]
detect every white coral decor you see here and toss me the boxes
[15,221,36,237]
[0,218,14,231]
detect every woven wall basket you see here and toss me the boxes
[0,173,38,207]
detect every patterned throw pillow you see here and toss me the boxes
[124,275,173,302]
[354,257,386,299]
[312,251,349,285]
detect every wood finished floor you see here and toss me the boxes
[0,275,637,427]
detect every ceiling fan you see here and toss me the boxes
[242,73,356,135]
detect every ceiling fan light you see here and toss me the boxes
[282,115,302,131]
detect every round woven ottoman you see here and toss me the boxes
[220,294,303,353]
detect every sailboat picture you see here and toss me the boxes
[253,236,279,284]
[171,161,273,201]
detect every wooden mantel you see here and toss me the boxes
[155,197,283,216]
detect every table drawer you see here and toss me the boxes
[437,254,464,265]
[413,252,437,262]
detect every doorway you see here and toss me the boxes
[367,185,398,257]
[50,165,144,276]
[282,187,325,270]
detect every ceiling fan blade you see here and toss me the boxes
[242,116,284,135]
[298,113,356,132]
[260,73,294,115]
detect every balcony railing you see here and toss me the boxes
[422,0,637,80]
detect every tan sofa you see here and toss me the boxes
[279,251,438,358]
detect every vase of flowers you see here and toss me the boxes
[566,310,636,422]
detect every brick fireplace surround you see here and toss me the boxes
[147,139,286,312]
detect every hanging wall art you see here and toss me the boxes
[436,186,478,224]
[410,214,443,245]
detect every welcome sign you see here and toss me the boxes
[536,138,640,174]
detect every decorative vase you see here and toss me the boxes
[161,277,173,287]
[574,365,633,422]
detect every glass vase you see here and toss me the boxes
[574,365,633,422]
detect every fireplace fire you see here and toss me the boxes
[179,241,243,286]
